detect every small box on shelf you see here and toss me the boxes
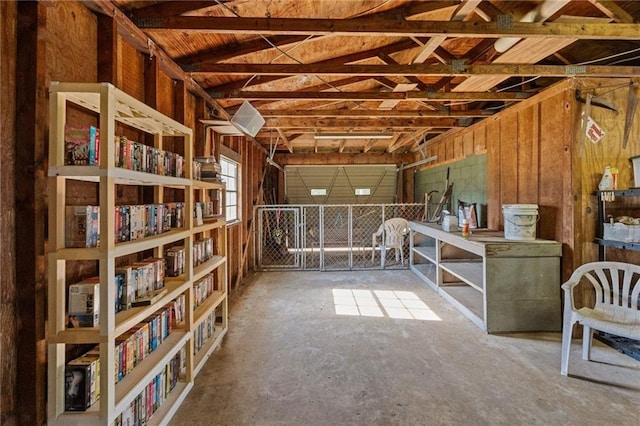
[603,222,640,242]
[65,352,100,411]
[68,280,100,328]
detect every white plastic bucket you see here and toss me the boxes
[502,204,539,241]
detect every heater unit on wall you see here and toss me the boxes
[230,101,265,137]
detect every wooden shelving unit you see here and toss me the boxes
[408,221,562,333]
[46,82,228,425]
[593,188,640,260]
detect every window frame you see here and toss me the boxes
[219,150,240,224]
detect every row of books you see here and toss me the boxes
[164,236,219,278]
[114,297,184,385]
[194,311,217,355]
[193,156,222,181]
[114,348,186,426]
[115,203,185,244]
[115,258,166,313]
[67,257,167,328]
[63,127,187,181]
[193,272,217,311]
[64,125,100,166]
[194,200,220,225]
[65,203,186,248]
[193,237,214,267]
[115,135,185,178]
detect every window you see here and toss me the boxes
[220,156,239,223]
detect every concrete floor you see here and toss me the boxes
[171,270,640,426]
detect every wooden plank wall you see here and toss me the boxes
[573,78,640,308]
[227,136,267,291]
[1,1,18,424]
[418,81,576,282]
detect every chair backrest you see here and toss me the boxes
[383,218,409,248]
[574,261,640,311]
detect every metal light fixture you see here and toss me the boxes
[314,132,393,140]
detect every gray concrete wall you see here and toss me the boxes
[414,154,487,227]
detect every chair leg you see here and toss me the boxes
[380,246,385,268]
[561,316,574,376]
[582,325,593,361]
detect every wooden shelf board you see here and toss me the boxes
[50,328,101,345]
[114,280,190,337]
[193,255,226,282]
[595,238,640,252]
[412,246,437,262]
[146,381,193,426]
[49,405,101,426]
[439,285,485,330]
[48,166,191,187]
[193,220,226,234]
[193,291,226,325]
[410,263,438,292]
[50,82,192,136]
[113,229,191,258]
[440,261,484,291]
[51,247,101,260]
[193,180,225,190]
[114,331,190,415]
[193,326,228,377]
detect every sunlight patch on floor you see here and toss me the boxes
[332,289,441,321]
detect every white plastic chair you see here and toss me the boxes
[371,218,409,268]
[561,261,640,375]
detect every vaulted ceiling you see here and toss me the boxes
[109,0,640,154]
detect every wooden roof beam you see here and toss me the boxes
[452,0,483,21]
[135,16,640,40]
[259,109,494,118]
[194,63,640,78]
[203,39,419,92]
[588,0,635,23]
[276,128,294,154]
[179,35,317,67]
[127,1,230,19]
[217,90,530,102]
[178,2,459,69]
[262,117,459,128]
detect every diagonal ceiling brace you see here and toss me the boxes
[266,131,284,171]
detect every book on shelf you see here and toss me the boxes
[64,125,100,166]
[65,351,100,411]
[68,280,100,328]
[165,246,185,278]
[65,205,100,248]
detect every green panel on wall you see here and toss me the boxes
[414,154,487,227]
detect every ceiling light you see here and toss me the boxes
[314,132,393,140]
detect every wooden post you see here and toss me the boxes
[1,0,18,423]
[97,14,119,85]
[15,1,48,423]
